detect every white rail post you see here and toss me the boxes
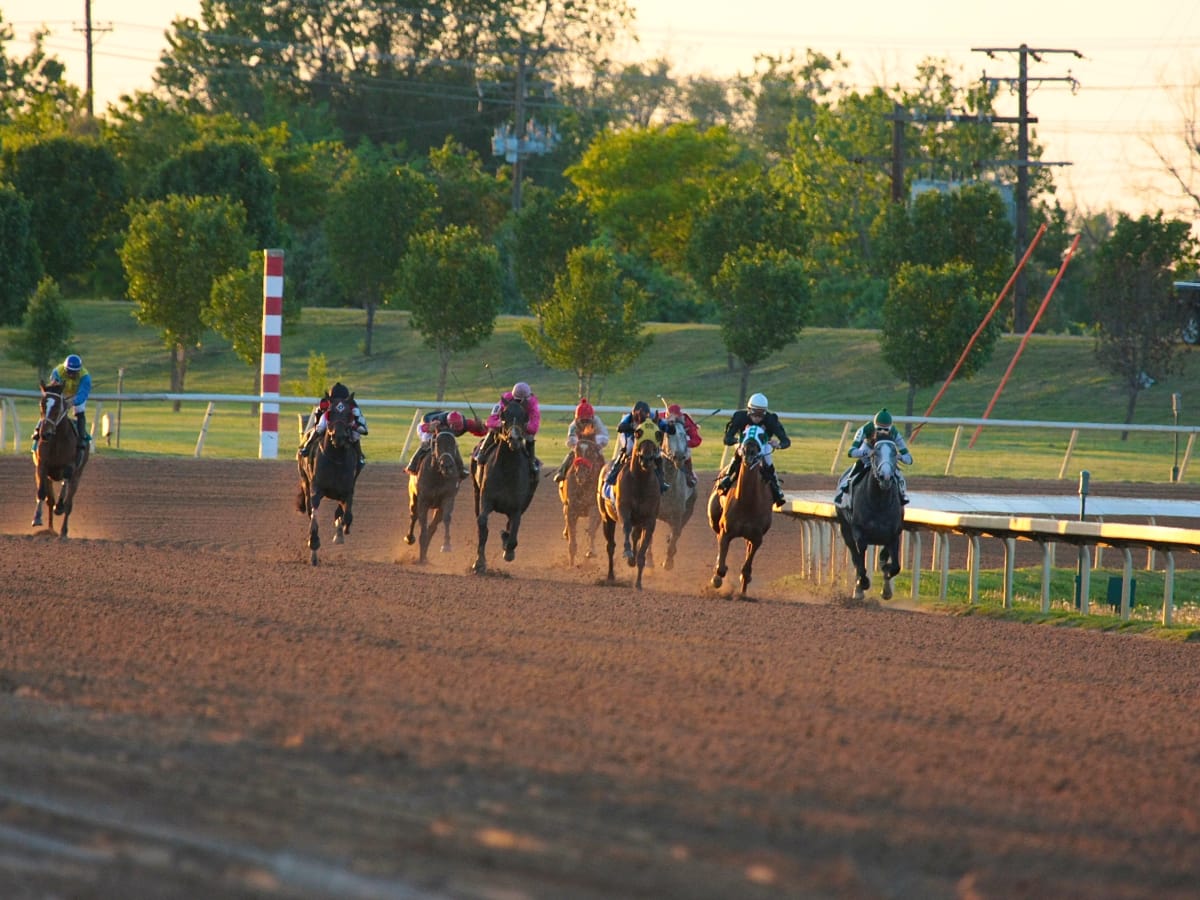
[194,402,216,457]
[1163,552,1175,626]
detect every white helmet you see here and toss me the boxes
[747,393,769,412]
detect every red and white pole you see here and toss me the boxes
[259,249,284,459]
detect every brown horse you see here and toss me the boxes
[296,393,358,566]
[598,426,661,589]
[404,429,463,562]
[708,427,774,600]
[558,432,605,566]
[649,417,697,570]
[32,381,89,538]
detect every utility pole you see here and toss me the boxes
[973,44,1081,332]
[75,0,112,118]
[491,42,560,213]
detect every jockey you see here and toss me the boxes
[603,400,675,496]
[552,398,610,484]
[36,354,92,464]
[476,381,541,476]
[663,402,701,488]
[834,408,912,507]
[299,382,368,473]
[715,392,789,507]
[405,409,487,479]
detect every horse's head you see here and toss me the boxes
[660,416,689,464]
[738,425,765,469]
[430,429,459,477]
[631,425,659,472]
[870,439,898,487]
[38,381,68,438]
[323,394,356,449]
[572,424,603,470]
[499,398,528,449]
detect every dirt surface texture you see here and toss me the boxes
[0,454,1198,899]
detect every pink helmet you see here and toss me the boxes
[447,410,464,430]
[512,382,531,400]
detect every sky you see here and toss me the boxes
[5,0,1198,220]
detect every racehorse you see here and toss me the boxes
[836,438,904,601]
[649,418,698,570]
[32,381,89,538]
[598,425,661,590]
[707,425,774,600]
[472,398,537,574]
[558,430,604,566]
[295,393,359,566]
[404,428,462,562]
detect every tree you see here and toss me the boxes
[521,245,651,398]
[1090,212,1199,432]
[0,184,43,325]
[325,157,438,356]
[4,136,125,289]
[511,187,595,308]
[879,262,998,421]
[120,195,252,408]
[5,277,71,380]
[395,226,504,402]
[426,138,510,241]
[711,247,810,406]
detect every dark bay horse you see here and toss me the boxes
[296,393,359,566]
[650,418,697,570]
[598,426,661,590]
[32,381,89,538]
[404,429,463,562]
[558,431,604,566]
[837,438,904,601]
[708,426,774,600]
[472,398,537,574]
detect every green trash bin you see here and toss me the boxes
[1106,576,1136,609]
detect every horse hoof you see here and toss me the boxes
[624,552,635,568]
[404,534,414,545]
[503,548,516,562]
[711,575,723,589]
[585,550,594,559]
[472,561,486,574]
[853,589,864,602]
[31,517,41,527]
[310,553,319,566]
[882,583,894,600]
[441,544,452,553]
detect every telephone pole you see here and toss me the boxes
[972,44,1080,332]
[75,0,112,117]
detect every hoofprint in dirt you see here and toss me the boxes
[0,456,1198,898]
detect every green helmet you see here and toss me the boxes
[873,408,892,428]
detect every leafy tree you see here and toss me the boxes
[1090,212,1199,432]
[0,184,43,324]
[521,244,651,398]
[879,262,998,421]
[146,137,279,247]
[120,195,252,407]
[4,136,125,289]
[426,138,510,240]
[5,277,71,379]
[738,50,848,157]
[0,18,84,130]
[395,226,503,402]
[711,246,810,406]
[567,123,748,271]
[511,186,595,308]
[325,157,438,356]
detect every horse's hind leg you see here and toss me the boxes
[473,508,490,574]
[737,539,761,601]
[501,514,521,563]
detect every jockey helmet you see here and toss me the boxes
[747,392,768,413]
[667,403,682,416]
[575,399,594,420]
[512,381,531,400]
[64,354,83,373]
[447,410,464,430]
[329,382,350,400]
[874,408,893,428]
[632,400,651,421]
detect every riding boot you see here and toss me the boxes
[405,445,429,476]
[655,457,670,494]
[527,439,539,477]
[605,453,624,488]
[76,412,89,444]
[683,456,697,487]
[766,464,785,507]
[717,456,741,493]
[357,444,367,469]
[553,454,571,483]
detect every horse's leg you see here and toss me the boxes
[502,512,520,562]
[404,489,419,546]
[853,537,871,600]
[711,532,732,589]
[602,516,617,582]
[473,504,491,574]
[738,538,761,601]
[32,474,48,527]
[307,492,322,565]
[439,496,454,554]
[585,508,598,559]
[662,524,678,570]
[333,502,346,544]
[634,525,654,590]
[426,507,445,560]
[881,539,901,600]
[622,521,636,567]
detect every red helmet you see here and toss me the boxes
[447,410,464,430]
[667,403,682,416]
[575,399,594,419]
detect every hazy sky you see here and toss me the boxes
[6,0,1198,219]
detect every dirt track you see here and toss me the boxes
[0,455,1198,899]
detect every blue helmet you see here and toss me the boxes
[64,354,82,373]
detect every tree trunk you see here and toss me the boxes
[437,347,450,403]
[738,362,751,412]
[171,343,189,413]
[363,301,376,357]
[1122,387,1140,441]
